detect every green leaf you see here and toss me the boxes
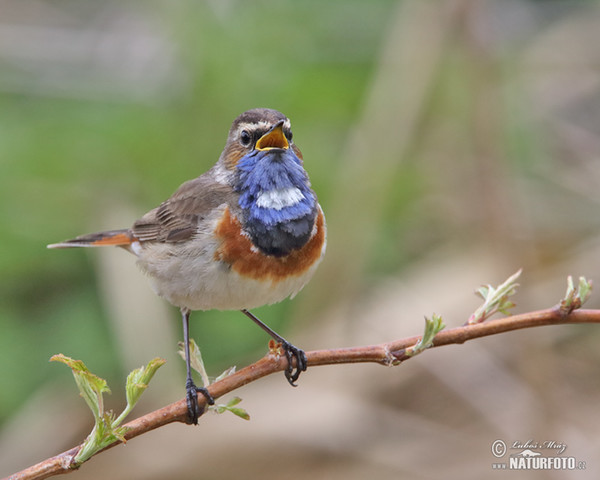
[226,396,242,407]
[215,366,237,383]
[52,354,164,466]
[178,339,210,388]
[476,286,490,299]
[228,407,251,421]
[467,269,521,324]
[404,314,445,358]
[75,413,129,464]
[125,357,166,408]
[210,396,250,421]
[559,276,593,314]
[50,354,109,421]
[578,277,593,306]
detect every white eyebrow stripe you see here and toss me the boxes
[237,119,292,132]
[256,187,305,210]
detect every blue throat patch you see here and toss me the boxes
[234,149,317,256]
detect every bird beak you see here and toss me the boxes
[256,121,289,151]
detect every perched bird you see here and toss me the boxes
[48,108,327,423]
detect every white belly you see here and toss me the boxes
[133,234,322,311]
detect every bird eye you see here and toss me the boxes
[240,130,252,147]
[285,130,293,142]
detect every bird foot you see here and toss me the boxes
[278,340,307,386]
[185,378,214,425]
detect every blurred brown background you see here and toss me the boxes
[1,1,600,479]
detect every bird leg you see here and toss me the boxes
[240,309,307,385]
[181,308,214,424]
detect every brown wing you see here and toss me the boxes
[132,172,238,243]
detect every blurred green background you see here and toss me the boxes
[2,1,600,479]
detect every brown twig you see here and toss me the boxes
[6,306,600,480]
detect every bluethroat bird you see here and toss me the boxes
[48,108,327,424]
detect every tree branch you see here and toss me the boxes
[6,306,600,480]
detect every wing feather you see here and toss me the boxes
[132,173,238,243]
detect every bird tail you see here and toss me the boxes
[47,229,134,249]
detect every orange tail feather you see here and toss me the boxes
[47,229,134,249]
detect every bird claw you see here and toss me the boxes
[280,341,307,386]
[241,309,308,386]
[185,378,214,425]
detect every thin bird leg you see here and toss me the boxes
[181,308,214,424]
[240,309,307,386]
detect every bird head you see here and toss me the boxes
[219,108,302,170]
[216,108,318,256]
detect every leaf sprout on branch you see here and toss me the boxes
[49,355,165,465]
[560,276,593,315]
[467,269,521,325]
